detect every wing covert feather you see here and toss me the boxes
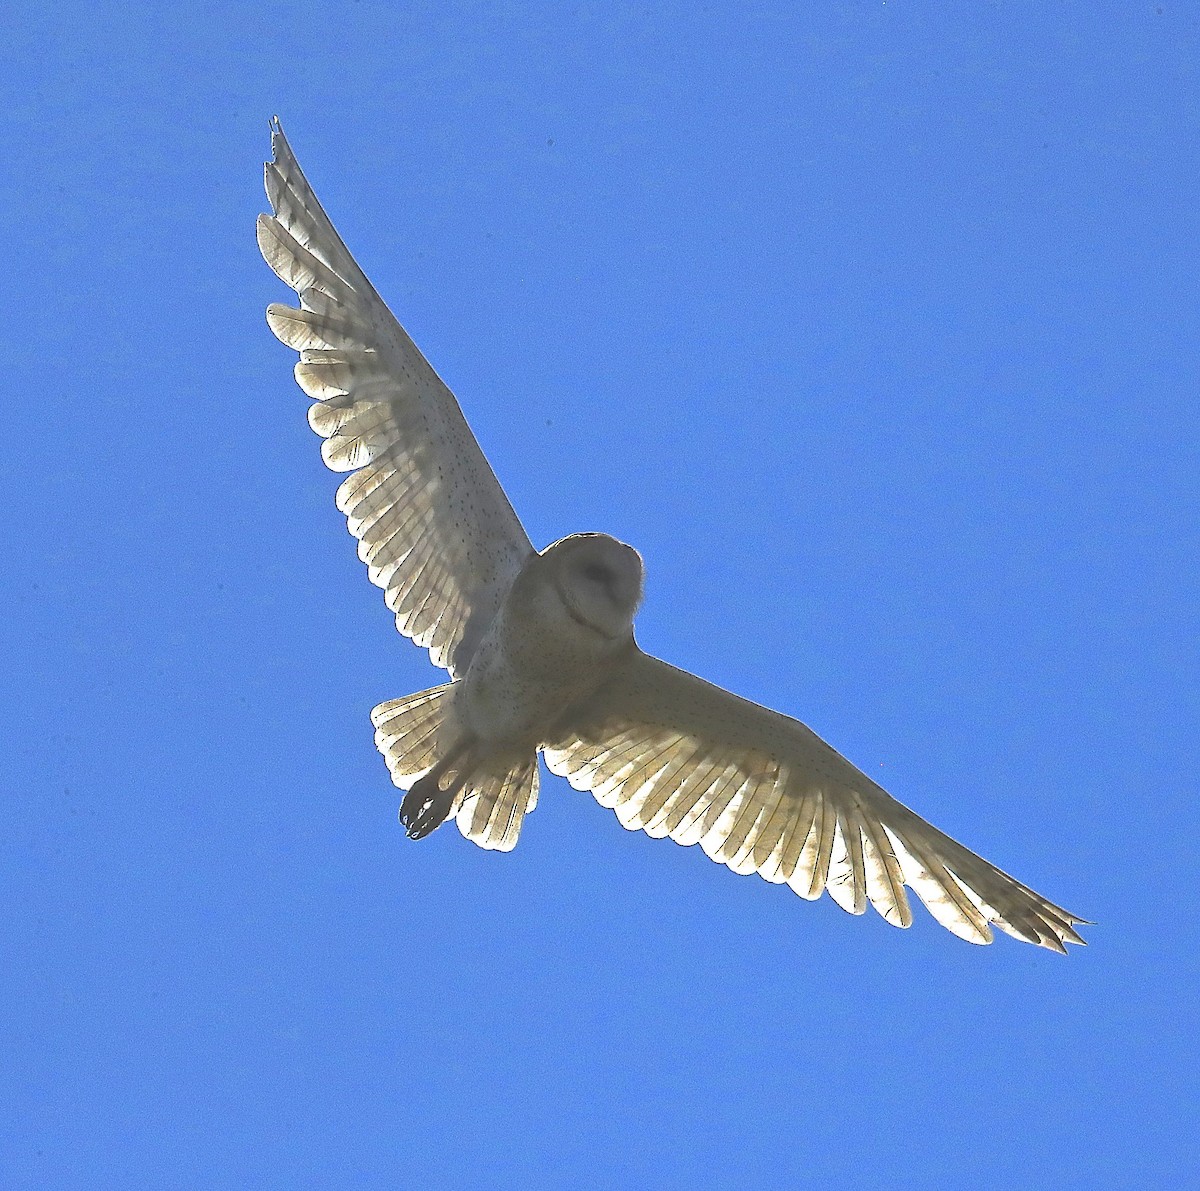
[544,651,1086,951]
[259,119,533,676]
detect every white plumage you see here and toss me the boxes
[259,119,1086,951]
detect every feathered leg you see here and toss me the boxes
[399,738,474,839]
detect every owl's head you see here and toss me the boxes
[542,533,644,641]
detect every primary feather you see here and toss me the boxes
[544,654,1086,952]
[259,118,533,677]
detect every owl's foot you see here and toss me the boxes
[400,738,474,840]
[400,772,456,839]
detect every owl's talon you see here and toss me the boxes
[400,773,454,839]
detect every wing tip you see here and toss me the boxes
[268,114,288,156]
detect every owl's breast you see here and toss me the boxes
[458,555,629,745]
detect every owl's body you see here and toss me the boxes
[381,534,644,843]
[259,120,1088,952]
[460,536,641,747]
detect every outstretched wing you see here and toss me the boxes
[544,651,1086,951]
[258,119,534,677]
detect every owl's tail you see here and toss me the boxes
[370,685,539,852]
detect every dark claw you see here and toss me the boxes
[400,772,454,840]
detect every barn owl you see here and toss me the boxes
[258,119,1086,952]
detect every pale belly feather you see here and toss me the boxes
[458,571,622,746]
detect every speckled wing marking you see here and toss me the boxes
[258,118,534,677]
[545,651,1087,951]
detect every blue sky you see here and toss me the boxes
[4,3,1197,1188]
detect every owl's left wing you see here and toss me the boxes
[258,119,534,676]
[544,650,1086,951]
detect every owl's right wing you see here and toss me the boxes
[544,650,1086,951]
[258,119,534,677]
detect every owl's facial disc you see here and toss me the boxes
[545,533,644,640]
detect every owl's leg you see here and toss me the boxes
[400,736,476,840]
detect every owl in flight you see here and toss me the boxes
[258,119,1086,952]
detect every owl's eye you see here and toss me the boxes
[581,562,614,585]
